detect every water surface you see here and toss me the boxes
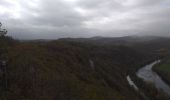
[137,60,170,95]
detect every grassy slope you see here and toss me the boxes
[154,57,170,84]
[0,39,154,100]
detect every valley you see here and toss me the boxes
[0,36,170,100]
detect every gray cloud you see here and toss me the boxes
[0,0,170,39]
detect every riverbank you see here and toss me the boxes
[153,59,170,87]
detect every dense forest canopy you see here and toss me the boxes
[0,33,169,100]
[0,21,170,100]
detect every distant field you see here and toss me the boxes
[157,63,170,73]
[154,58,170,83]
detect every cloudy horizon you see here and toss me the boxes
[0,0,170,39]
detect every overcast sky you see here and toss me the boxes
[0,0,170,39]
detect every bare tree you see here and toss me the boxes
[0,22,8,90]
[0,22,7,36]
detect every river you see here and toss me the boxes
[136,60,170,95]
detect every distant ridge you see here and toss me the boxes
[58,35,170,46]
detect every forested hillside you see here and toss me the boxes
[0,37,155,100]
[0,36,170,100]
